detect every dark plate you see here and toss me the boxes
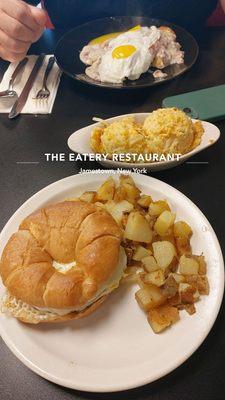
[54,16,199,90]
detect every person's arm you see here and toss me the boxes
[0,0,46,62]
[220,0,225,11]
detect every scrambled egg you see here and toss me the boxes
[143,108,203,154]
[90,109,204,159]
[91,117,145,156]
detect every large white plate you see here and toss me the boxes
[67,113,220,171]
[0,173,224,392]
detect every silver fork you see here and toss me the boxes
[0,57,28,98]
[35,56,55,100]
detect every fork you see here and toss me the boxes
[35,56,55,100]
[0,57,28,98]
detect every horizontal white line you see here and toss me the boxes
[16,161,39,164]
[186,161,209,164]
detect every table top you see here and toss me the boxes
[0,27,225,400]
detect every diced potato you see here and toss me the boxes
[154,211,176,236]
[135,285,166,311]
[96,177,115,201]
[159,233,176,245]
[179,283,199,303]
[179,255,199,275]
[168,292,181,306]
[148,304,180,333]
[124,211,153,243]
[122,183,141,204]
[133,245,152,261]
[193,255,207,275]
[118,175,141,204]
[152,241,177,270]
[184,303,196,315]
[119,174,136,187]
[174,221,193,238]
[184,274,198,286]
[175,236,191,256]
[105,200,134,224]
[169,273,185,284]
[142,256,159,272]
[196,276,209,295]
[174,221,193,255]
[149,200,170,216]
[79,191,96,203]
[113,186,127,202]
[137,195,153,208]
[141,270,165,287]
[162,275,179,298]
[182,274,209,295]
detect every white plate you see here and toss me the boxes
[0,173,224,392]
[67,113,220,171]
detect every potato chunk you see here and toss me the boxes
[174,221,192,238]
[174,221,193,255]
[154,211,176,236]
[193,255,207,275]
[179,255,199,275]
[185,275,209,295]
[152,241,177,270]
[133,245,152,261]
[162,275,179,298]
[118,175,141,204]
[169,273,185,284]
[124,211,153,243]
[197,276,210,295]
[105,200,134,224]
[148,304,180,333]
[137,195,152,208]
[79,191,96,203]
[141,270,165,287]
[96,177,115,201]
[135,285,166,311]
[179,283,199,303]
[149,200,170,216]
[142,256,159,272]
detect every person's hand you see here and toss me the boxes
[0,0,46,62]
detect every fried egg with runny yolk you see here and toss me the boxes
[97,27,160,83]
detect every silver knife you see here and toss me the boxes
[9,54,45,119]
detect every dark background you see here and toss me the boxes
[0,27,225,399]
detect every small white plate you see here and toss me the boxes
[67,113,220,171]
[0,173,224,392]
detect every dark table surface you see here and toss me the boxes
[0,27,225,400]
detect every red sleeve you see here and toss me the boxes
[41,0,55,29]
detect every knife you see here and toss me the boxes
[9,54,45,119]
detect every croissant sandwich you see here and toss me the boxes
[0,201,127,324]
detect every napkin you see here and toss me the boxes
[0,55,61,114]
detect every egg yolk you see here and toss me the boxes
[89,32,122,44]
[90,25,141,45]
[128,25,141,32]
[112,45,137,59]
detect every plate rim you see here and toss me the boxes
[0,172,224,392]
[54,15,199,90]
